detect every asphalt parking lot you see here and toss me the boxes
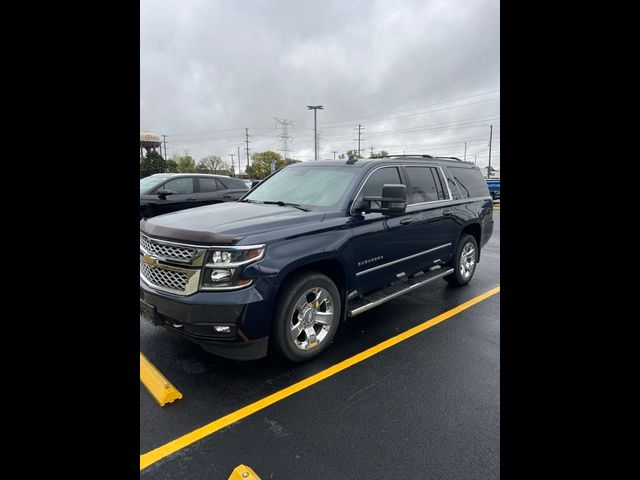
[140,211,500,479]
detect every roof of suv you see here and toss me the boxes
[294,155,477,168]
[147,173,233,178]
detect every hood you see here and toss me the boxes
[140,201,326,245]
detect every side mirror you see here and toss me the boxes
[360,184,407,215]
[156,189,174,199]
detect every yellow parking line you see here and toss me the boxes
[140,352,183,407]
[140,285,500,471]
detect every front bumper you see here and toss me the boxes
[140,278,275,360]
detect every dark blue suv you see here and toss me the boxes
[139,155,493,361]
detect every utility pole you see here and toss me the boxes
[488,125,493,178]
[332,150,338,161]
[354,124,364,157]
[307,105,323,161]
[474,154,477,165]
[369,145,375,158]
[274,118,294,161]
[464,141,467,162]
[229,153,235,177]
[244,128,250,175]
[162,135,168,160]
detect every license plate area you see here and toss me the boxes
[140,299,161,326]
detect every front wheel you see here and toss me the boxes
[444,234,478,286]
[271,272,341,362]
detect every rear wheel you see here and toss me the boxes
[444,234,478,286]
[272,271,341,362]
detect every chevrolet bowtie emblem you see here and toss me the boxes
[142,254,157,266]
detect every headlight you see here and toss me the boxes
[206,246,265,266]
[200,245,265,290]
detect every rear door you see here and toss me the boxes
[401,164,457,268]
[195,177,226,206]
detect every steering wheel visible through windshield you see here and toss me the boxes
[242,166,357,210]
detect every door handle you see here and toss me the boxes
[443,208,454,215]
[222,195,232,199]
[400,217,414,225]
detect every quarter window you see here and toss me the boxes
[448,167,490,198]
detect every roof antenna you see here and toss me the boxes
[346,154,358,165]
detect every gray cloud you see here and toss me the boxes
[141,0,499,172]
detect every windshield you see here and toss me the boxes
[140,175,170,193]
[243,166,357,209]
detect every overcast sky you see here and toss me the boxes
[141,0,499,174]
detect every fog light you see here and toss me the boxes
[210,269,233,282]
[214,326,231,333]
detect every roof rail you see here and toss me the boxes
[437,156,463,161]
[378,154,434,159]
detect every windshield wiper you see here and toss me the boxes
[261,201,310,212]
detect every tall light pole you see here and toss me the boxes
[488,125,493,178]
[307,105,323,161]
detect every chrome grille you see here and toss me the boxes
[140,258,189,293]
[140,233,196,262]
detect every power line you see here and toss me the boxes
[355,124,365,157]
[274,118,294,160]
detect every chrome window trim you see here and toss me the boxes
[438,165,454,200]
[355,243,452,277]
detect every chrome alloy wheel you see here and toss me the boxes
[459,242,476,280]
[289,287,335,351]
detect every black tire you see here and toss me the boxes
[271,271,341,362]
[444,234,478,286]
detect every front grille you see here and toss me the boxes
[140,233,196,262]
[140,258,189,293]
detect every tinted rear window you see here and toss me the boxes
[218,177,249,189]
[448,167,489,198]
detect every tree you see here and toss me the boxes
[250,151,287,179]
[344,149,363,159]
[283,158,301,166]
[140,149,166,178]
[371,150,389,158]
[165,159,179,173]
[175,155,196,173]
[197,155,230,174]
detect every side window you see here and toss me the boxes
[448,166,490,198]
[162,177,194,194]
[406,167,441,204]
[358,167,402,200]
[218,177,249,189]
[198,177,219,193]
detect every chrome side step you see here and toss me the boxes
[347,267,454,317]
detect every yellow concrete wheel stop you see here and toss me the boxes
[228,465,261,480]
[140,352,183,407]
